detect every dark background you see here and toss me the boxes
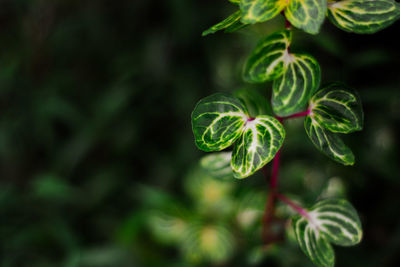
[0,0,399,266]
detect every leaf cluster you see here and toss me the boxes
[191,0,400,266]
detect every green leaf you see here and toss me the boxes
[285,0,327,34]
[192,93,249,152]
[200,152,233,179]
[229,0,241,4]
[240,0,287,24]
[148,210,188,243]
[304,116,355,165]
[243,30,292,83]
[293,217,335,267]
[182,222,235,263]
[272,53,321,116]
[292,199,362,267]
[327,0,400,34]
[202,10,246,36]
[310,83,363,133]
[231,116,285,178]
[234,88,273,117]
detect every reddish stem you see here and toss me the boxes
[276,193,310,219]
[262,187,276,244]
[261,149,281,244]
[270,149,281,189]
[281,11,292,30]
[276,110,310,121]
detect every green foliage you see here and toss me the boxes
[202,10,246,36]
[146,166,263,264]
[200,152,233,179]
[238,0,327,34]
[191,93,248,152]
[234,88,273,117]
[192,93,285,178]
[292,199,362,267]
[272,53,321,116]
[231,115,285,178]
[327,0,400,34]
[2,0,399,266]
[303,83,363,165]
[243,30,292,83]
[182,221,235,263]
[304,116,355,165]
[285,0,327,34]
[309,83,363,134]
[240,0,287,24]
[190,0,397,265]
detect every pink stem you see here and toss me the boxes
[276,110,310,121]
[261,148,281,244]
[281,11,292,30]
[270,149,281,189]
[276,193,310,219]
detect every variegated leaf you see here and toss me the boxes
[285,0,327,34]
[328,0,400,34]
[182,222,234,263]
[234,88,273,118]
[293,216,334,267]
[200,152,233,179]
[310,83,363,134]
[240,0,287,24]
[231,116,285,178]
[243,30,292,83]
[202,10,246,36]
[192,93,248,152]
[304,116,355,165]
[272,53,321,116]
[148,210,188,243]
[293,199,362,267]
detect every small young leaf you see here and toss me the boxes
[192,93,248,152]
[231,116,285,178]
[243,30,292,83]
[234,88,273,118]
[202,10,246,36]
[240,0,287,24]
[327,0,400,34]
[200,152,233,179]
[304,116,355,165]
[285,0,327,34]
[310,83,363,133]
[293,199,362,267]
[272,53,321,116]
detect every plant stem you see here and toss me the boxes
[276,193,310,219]
[276,110,310,121]
[281,11,292,30]
[270,149,280,189]
[261,149,281,244]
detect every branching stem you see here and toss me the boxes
[276,193,310,219]
[276,110,310,121]
[262,110,312,244]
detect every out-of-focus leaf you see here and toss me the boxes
[327,0,400,34]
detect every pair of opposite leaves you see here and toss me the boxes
[191,81,363,179]
[204,0,400,36]
[199,151,363,267]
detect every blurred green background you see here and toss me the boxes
[0,0,399,266]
